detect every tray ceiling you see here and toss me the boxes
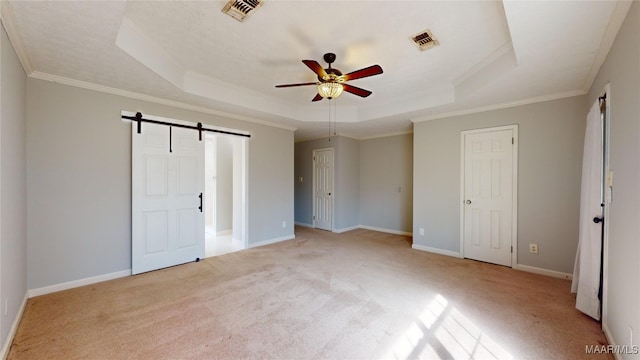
[1,1,630,140]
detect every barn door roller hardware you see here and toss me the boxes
[121,112,251,139]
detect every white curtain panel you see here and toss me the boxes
[571,100,603,320]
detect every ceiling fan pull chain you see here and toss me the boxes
[332,101,337,137]
[328,100,332,141]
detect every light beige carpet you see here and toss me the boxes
[8,227,610,359]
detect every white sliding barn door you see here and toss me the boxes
[313,148,333,231]
[132,122,204,275]
[461,126,517,267]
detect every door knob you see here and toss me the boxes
[466,200,472,205]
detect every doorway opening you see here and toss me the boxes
[204,133,248,257]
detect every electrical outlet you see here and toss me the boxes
[419,228,425,236]
[529,244,538,254]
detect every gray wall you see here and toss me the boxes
[295,134,413,234]
[588,2,639,353]
[413,95,586,274]
[294,136,360,231]
[216,136,233,232]
[26,78,294,289]
[334,136,360,231]
[294,136,361,231]
[0,25,27,350]
[360,134,413,233]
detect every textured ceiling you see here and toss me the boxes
[1,1,631,140]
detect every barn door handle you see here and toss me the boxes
[593,217,603,224]
[198,193,203,212]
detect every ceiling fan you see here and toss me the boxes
[275,53,383,102]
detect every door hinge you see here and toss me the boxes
[511,246,513,253]
[512,137,514,145]
[313,156,316,161]
[313,215,316,220]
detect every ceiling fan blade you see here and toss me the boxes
[342,65,383,81]
[342,83,372,98]
[302,60,328,78]
[275,82,318,88]
[312,93,323,102]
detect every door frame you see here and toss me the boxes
[312,147,334,231]
[233,136,249,248]
[459,124,518,267]
[600,83,611,326]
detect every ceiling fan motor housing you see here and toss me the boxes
[323,53,337,65]
[320,53,342,81]
[321,68,343,82]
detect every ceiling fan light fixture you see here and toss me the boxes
[318,82,343,99]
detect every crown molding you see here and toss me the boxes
[0,1,33,74]
[358,130,413,141]
[411,89,586,123]
[582,0,632,92]
[335,133,359,141]
[294,134,344,143]
[295,129,413,143]
[29,71,298,132]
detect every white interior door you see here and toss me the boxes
[313,148,333,231]
[462,126,517,267]
[132,122,204,274]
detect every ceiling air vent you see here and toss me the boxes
[222,0,264,22]
[410,29,439,51]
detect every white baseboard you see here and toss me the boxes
[28,269,132,298]
[515,264,573,280]
[333,225,360,233]
[602,321,623,360]
[412,244,461,258]
[359,225,412,236]
[248,235,295,249]
[1,292,28,359]
[295,223,412,236]
[410,248,575,280]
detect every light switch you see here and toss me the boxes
[606,171,614,203]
